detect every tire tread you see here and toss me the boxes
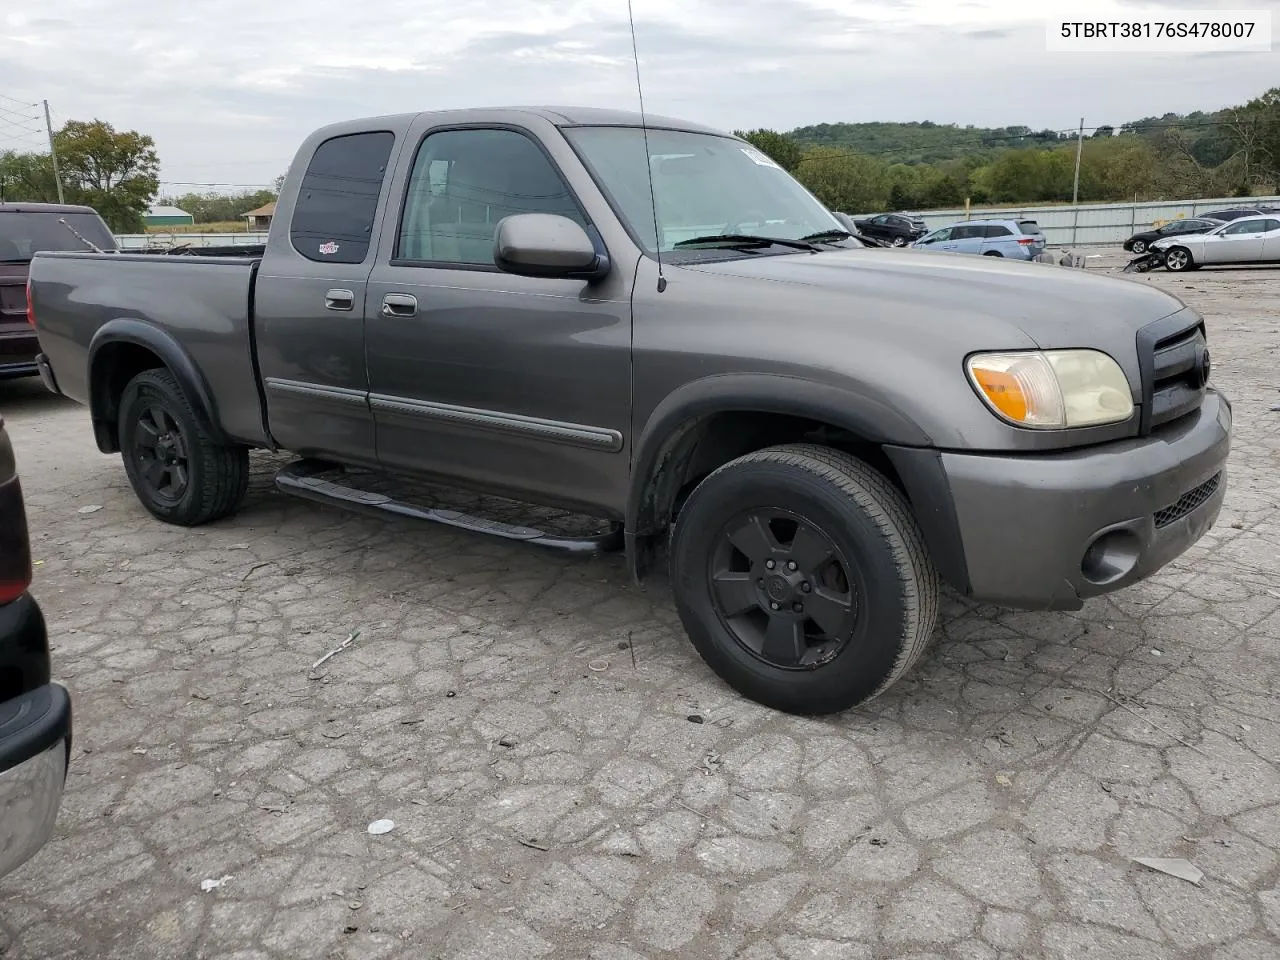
[678,442,940,710]
[121,369,249,526]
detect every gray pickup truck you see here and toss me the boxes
[28,106,1230,715]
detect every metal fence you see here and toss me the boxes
[914,195,1280,247]
[114,232,268,251]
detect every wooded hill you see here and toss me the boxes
[738,87,1278,213]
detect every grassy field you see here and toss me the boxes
[144,221,255,234]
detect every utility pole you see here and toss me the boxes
[1071,117,1084,246]
[1071,117,1084,205]
[43,99,65,204]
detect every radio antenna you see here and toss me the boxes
[626,0,666,292]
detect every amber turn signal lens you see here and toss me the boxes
[970,368,1028,422]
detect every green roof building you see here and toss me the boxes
[143,205,194,227]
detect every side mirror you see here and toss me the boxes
[493,213,610,281]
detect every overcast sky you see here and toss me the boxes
[2,0,1277,194]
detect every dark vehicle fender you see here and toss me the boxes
[87,318,228,454]
[624,373,970,584]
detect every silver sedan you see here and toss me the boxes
[1152,215,1280,271]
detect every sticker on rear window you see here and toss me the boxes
[740,147,781,169]
[319,241,339,255]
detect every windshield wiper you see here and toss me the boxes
[798,229,855,244]
[672,234,821,252]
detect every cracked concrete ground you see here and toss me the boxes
[1,251,1278,960]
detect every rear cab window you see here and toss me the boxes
[289,131,396,264]
[0,211,117,261]
[1016,220,1042,236]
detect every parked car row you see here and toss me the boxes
[1124,207,1280,253]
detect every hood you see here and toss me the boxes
[1153,231,1213,249]
[683,246,1187,352]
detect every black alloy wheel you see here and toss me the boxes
[708,508,859,670]
[132,403,190,506]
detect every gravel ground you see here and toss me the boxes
[1,250,1278,960]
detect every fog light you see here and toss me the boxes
[1080,529,1141,585]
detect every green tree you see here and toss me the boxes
[1228,87,1280,189]
[793,147,888,213]
[0,151,59,203]
[53,119,160,232]
[733,129,804,173]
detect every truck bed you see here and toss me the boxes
[28,252,270,447]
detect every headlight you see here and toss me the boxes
[966,349,1134,429]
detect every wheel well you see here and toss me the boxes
[91,342,166,452]
[638,411,906,540]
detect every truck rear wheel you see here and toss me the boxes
[669,443,939,715]
[118,369,249,526]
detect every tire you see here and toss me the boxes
[983,250,1003,257]
[118,368,249,526]
[890,236,908,247]
[1130,239,1147,254]
[1163,246,1195,272]
[669,443,940,715]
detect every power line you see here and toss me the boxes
[159,180,277,188]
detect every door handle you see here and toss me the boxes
[324,289,354,311]
[381,293,418,317]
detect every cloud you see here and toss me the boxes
[1,0,1276,190]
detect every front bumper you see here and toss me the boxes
[889,389,1231,611]
[0,682,72,878]
[947,389,1230,609]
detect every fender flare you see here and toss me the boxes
[87,318,228,451]
[624,372,933,537]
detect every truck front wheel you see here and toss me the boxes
[669,443,939,715]
[118,369,249,526]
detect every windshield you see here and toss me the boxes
[563,126,846,255]
[0,211,118,261]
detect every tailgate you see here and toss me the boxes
[0,265,29,333]
[0,266,36,368]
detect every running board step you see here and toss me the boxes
[274,459,623,554]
